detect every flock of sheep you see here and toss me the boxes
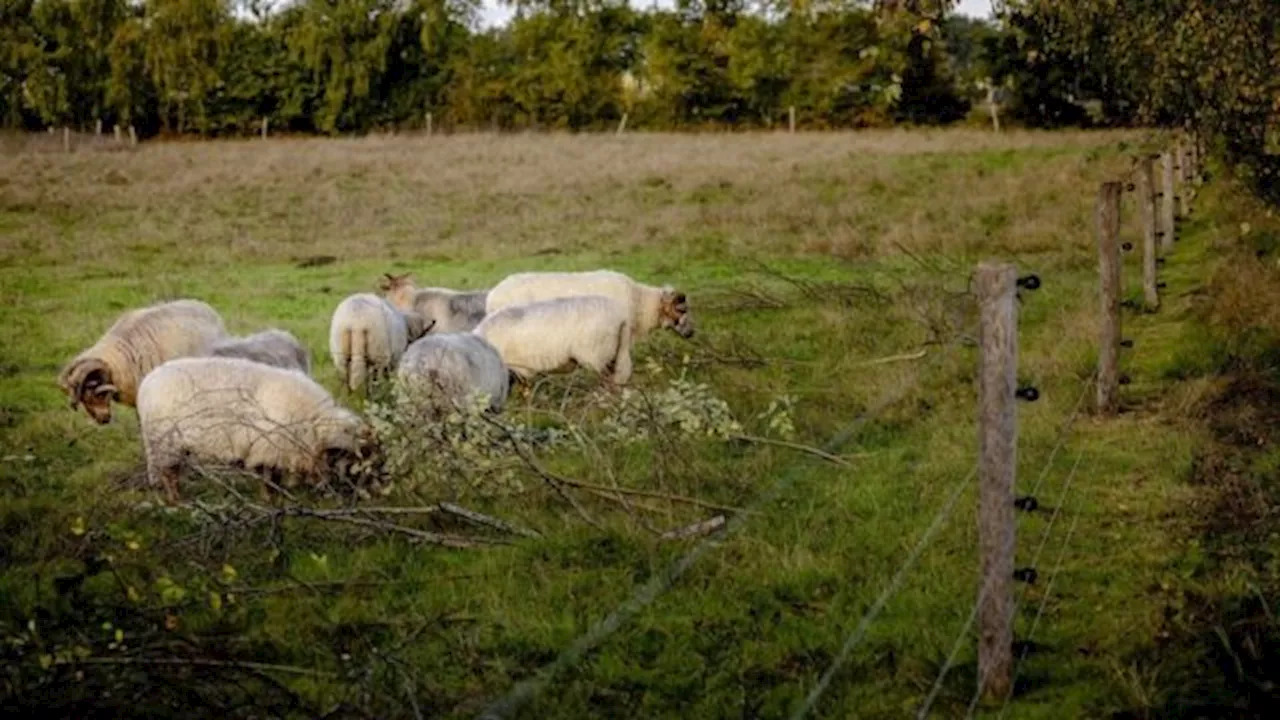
[55,269,695,504]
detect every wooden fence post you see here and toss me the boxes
[95,119,102,137]
[62,126,71,153]
[426,111,433,136]
[128,125,137,146]
[261,117,269,139]
[789,105,796,134]
[1096,182,1123,415]
[976,261,1018,704]
[616,113,628,135]
[113,125,122,144]
[1161,151,1176,254]
[1139,158,1159,312]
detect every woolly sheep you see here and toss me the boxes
[379,272,489,333]
[484,269,693,341]
[473,295,633,386]
[395,333,510,414]
[328,293,432,392]
[57,299,227,425]
[137,357,372,504]
[210,329,311,374]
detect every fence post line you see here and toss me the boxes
[1161,151,1177,254]
[1139,158,1159,311]
[426,111,433,136]
[1096,182,1123,415]
[789,105,796,134]
[976,261,1018,704]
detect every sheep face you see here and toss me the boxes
[321,422,381,489]
[659,289,695,339]
[379,273,416,310]
[59,358,120,424]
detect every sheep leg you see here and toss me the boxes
[155,463,181,505]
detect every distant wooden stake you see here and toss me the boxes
[789,105,796,134]
[62,126,70,153]
[1161,151,1176,252]
[426,112,433,136]
[261,117,269,139]
[976,261,1017,704]
[1096,181,1123,415]
[95,119,102,136]
[987,86,1001,133]
[129,125,137,146]
[1139,157,1159,312]
[113,125,122,144]
[617,113,628,135]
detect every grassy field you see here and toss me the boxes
[0,129,1268,718]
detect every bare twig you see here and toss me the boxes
[852,348,929,367]
[79,657,337,678]
[274,506,501,548]
[438,502,542,538]
[728,434,854,467]
[660,515,726,540]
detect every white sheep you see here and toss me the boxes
[484,269,693,340]
[210,329,311,374]
[57,299,227,425]
[395,333,510,414]
[328,293,431,393]
[473,295,633,386]
[137,357,372,504]
[379,272,489,333]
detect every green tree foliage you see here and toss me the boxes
[1005,0,1280,198]
[0,0,1056,136]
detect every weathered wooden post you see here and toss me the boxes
[62,126,71,153]
[95,119,103,137]
[1161,151,1176,254]
[1096,182,1123,415]
[426,111,433,136]
[128,125,138,146]
[261,117,269,139]
[789,105,796,134]
[976,261,1018,704]
[1138,158,1159,311]
[617,113,628,135]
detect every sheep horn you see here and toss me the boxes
[95,383,119,399]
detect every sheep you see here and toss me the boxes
[395,333,510,414]
[484,269,694,341]
[137,357,373,504]
[379,272,489,333]
[328,293,432,393]
[57,299,227,425]
[473,295,632,386]
[210,329,311,374]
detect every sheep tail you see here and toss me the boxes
[611,319,633,385]
[349,327,368,393]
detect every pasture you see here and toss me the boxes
[0,129,1246,717]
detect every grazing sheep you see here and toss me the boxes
[57,299,227,425]
[473,295,632,386]
[396,333,510,414]
[379,272,489,333]
[210,329,311,374]
[484,269,694,341]
[328,293,431,392]
[137,357,373,504]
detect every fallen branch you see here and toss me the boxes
[728,434,854,467]
[79,656,337,678]
[661,515,726,540]
[851,348,929,367]
[438,502,542,538]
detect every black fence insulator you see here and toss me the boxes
[1121,338,1134,348]
[1121,298,1140,310]
[1126,182,1136,192]
[1016,274,1041,291]
[1119,374,1132,385]
[1157,281,1168,289]
[1157,258,1166,266]
[1016,387,1040,402]
[1014,496,1039,512]
[1122,242,1134,252]
[1014,568,1038,584]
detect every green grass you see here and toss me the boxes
[0,129,1251,718]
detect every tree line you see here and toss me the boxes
[0,0,1141,137]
